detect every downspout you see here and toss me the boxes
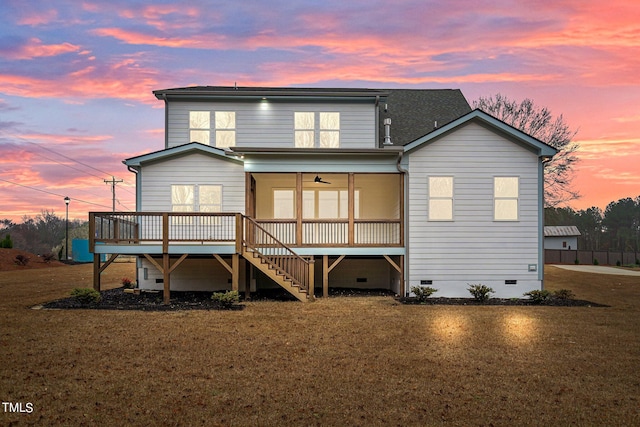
[126,165,141,211]
[162,94,169,148]
[125,163,142,288]
[375,95,380,147]
[539,156,553,289]
[396,151,409,296]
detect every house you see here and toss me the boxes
[544,226,580,250]
[89,86,557,303]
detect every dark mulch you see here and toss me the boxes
[41,288,244,311]
[40,286,606,310]
[398,296,608,307]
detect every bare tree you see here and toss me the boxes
[474,94,580,207]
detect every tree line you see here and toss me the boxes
[545,196,640,252]
[0,210,88,258]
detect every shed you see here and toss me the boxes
[544,226,580,250]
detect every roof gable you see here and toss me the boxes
[403,109,558,158]
[124,142,243,167]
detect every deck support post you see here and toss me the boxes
[232,254,239,292]
[323,255,329,298]
[308,256,314,300]
[93,253,101,291]
[163,253,170,304]
[322,255,346,298]
[384,255,405,296]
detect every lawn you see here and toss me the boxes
[1,263,639,426]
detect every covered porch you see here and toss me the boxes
[247,172,404,247]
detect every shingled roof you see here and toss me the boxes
[379,89,471,146]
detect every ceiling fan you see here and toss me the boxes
[313,175,331,184]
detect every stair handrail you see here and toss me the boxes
[242,215,312,293]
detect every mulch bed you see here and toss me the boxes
[40,286,606,310]
[398,296,608,306]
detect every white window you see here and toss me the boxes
[294,112,340,148]
[273,190,295,218]
[302,189,358,219]
[172,185,195,213]
[198,185,222,212]
[319,112,340,148]
[215,111,236,148]
[171,184,222,212]
[189,111,235,147]
[428,176,453,221]
[494,177,519,221]
[295,112,315,148]
[189,111,210,145]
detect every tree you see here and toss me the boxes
[602,197,640,251]
[474,94,580,207]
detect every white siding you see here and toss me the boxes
[407,122,541,298]
[167,100,376,149]
[140,153,245,212]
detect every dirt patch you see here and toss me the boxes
[0,248,66,271]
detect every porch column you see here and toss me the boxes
[296,172,303,246]
[348,173,355,245]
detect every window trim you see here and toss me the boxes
[294,111,340,148]
[428,176,454,221]
[493,176,519,221]
[171,184,223,213]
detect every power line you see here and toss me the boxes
[104,176,124,212]
[0,178,117,210]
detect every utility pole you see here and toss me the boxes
[104,176,123,212]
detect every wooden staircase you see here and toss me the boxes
[242,216,314,302]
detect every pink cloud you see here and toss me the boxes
[15,8,58,26]
[4,38,81,60]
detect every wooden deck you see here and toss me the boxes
[89,212,404,303]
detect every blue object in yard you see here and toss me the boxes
[72,238,105,262]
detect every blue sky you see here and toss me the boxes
[1,0,639,221]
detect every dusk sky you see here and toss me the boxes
[1,0,639,222]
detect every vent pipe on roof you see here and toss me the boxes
[434,120,438,129]
[383,118,392,145]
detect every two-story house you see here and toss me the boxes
[90,86,556,303]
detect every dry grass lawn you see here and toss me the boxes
[1,262,639,426]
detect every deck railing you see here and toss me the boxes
[243,216,312,293]
[90,213,403,249]
[90,212,239,251]
[255,219,402,246]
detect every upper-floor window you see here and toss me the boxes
[428,176,453,221]
[215,111,236,148]
[189,111,210,145]
[494,177,519,221]
[294,112,340,148]
[189,111,235,148]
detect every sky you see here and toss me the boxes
[1,0,639,222]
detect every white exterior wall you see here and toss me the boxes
[544,236,578,250]
[407,122,542,298]
[137,152,245,290]
[139,152,245,212]
[166,100,376,149]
